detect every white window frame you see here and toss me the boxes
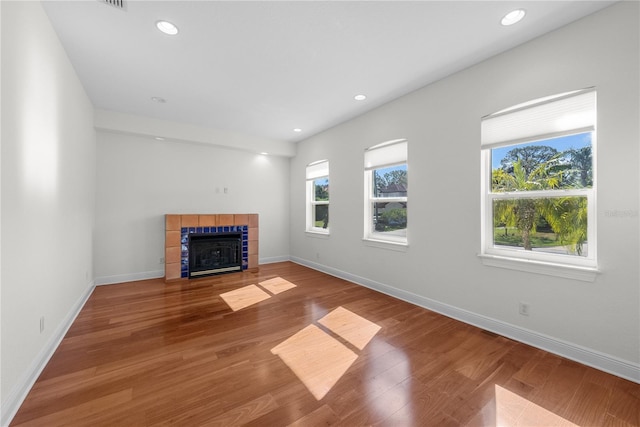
[306,160,330,235]
[480,89,598,280]
[364,139,408,246]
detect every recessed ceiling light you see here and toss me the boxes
[293,128,302,133]
[156,20,179,35]
[501,9,526,26]
[354,94,367,101]
[260,152,269,155]
[155,137,165,141]
[151,96,166,103]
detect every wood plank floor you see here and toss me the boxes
[11,262,640,426]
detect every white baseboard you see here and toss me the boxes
[95,270,164,286]
[259,255,291,265]
[1,280,96,427]
[290,256,640,384]
[94,261,296,286]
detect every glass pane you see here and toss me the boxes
[371,202,407,235]
[492,196,588,257]
[373,164,407,198]
[313,178,329,202]
[491,132,593,192]
[313,204,329,229]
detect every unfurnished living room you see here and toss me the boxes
[1,1,639,426]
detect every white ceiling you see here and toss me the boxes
[42,0,615,143]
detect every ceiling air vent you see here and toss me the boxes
[100,0,125,10]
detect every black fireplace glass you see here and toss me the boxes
[188,232,242,278]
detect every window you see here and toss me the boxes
[481,88,597,272]
[306,160,329,234]
[364,139,408,245]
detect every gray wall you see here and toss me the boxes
[290,2,639,374]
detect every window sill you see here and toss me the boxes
[478,253,598,282]
[362,238,408,252]
[305,230,330,239]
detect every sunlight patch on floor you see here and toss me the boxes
[318,306,382,350]
[271,324,358,400]
[258,277,297,295]
[220,285,271,311]
[220,277,297,311]
[271,306,382,400]
[467,384,578,426]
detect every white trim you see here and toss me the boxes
[305,167,330,233]
[259,255,291,265]
[305,230,330,239]
[478,253,598,282]
[1,281,96,427]
[95,270,164,286]
[364,163,408,245]
[481,130,597,271]
[289,256,639,384]
[362,238,409,252]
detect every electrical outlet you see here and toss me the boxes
[40,316,45,333]
[519,302,530,316]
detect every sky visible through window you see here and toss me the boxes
[491,133,591,170]
[378,164,407,174]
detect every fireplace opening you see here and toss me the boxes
[188,232,242,278]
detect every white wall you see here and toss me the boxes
[290,2,639,380]
[1,1,96,422]
[95,131,291,284]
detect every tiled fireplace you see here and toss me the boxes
[165,214,259,281]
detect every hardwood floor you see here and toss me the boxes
[11,262,640,426]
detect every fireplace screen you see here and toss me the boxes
[188,233,242,278]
